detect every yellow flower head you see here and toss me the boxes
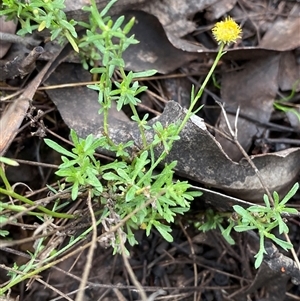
[212,17,242,45]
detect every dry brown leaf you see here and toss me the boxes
[216,54,280,161]
[121,10,200,73]
[141,0,217,38]
[278,51,300,92]
[259,8,300,51]
[205,0,237,21]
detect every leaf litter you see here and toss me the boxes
[0,0,300,300]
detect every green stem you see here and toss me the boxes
[103,96,109,136]
[0,203,45,217]
[176,43,226,135]
[0,188,75,219]
[137,149,168,187]
[138,45,227,186]
[138,45,226,186]
[0,166,12,191]
[129,103,148,148]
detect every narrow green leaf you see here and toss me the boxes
[282,207,298,214]
[254,250,264,269]
[112,15,124,30]
[71,181,79,200]
[234,225,257,232]
[247,206,269,213]
[117,168,131,182]
[70,129,79,146]
[83,134,95,152]
[273,190,280,206]
[59,158,78,169]
[65,31,79,52]
[123,17,135,34]
[99,0,118,17]
[233,205,257,224]
[0,157,19,166]
[132,70,157,78]
[233,205,248,216]
[60,19,77,37]
[221,223,235,245]
[132,151,149,179]
[270,235,293,250]
[0,229,9,237]
[51,27,62,40]
[86,169,102,191]
[157,196,176,206]
[186,190,202,197]
[171,207,189,215]
[102,172,122,181]
[280,182,299,205]
[153,222,173,242]
[263,194,271,208]
[126,186,136,202]
[44,139,77,158]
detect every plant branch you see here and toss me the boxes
[217,101,274,205]
[75,190,98,301]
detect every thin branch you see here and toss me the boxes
[0,32,41,47]
[216,101,274,205]
[179,221,198,301]
[284,233,300,270]
[118,226,148,301]
[75,190,97,301]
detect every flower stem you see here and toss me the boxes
[176,43,226,135]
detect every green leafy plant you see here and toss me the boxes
[41,0,203,248]
[41,4,245,254]
[233,183,298,268]
[194,209,235,245]
[45,131,106,200]
[0,0,202,294]
[0,0,79,51]
[1,2,299,297]
[77,0,139,68]
[45,129,201,246]
[195,183,299,269]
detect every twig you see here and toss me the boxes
[217,101,274,205]
[146,289,167,301]
[284,233,300,270]
[179,221,198,301]
[37,278,73,301]
[75,190,97,301]
[203,88,299,133]
[118,227,148,301]
[0,32,41,47]
[18,46,44,77]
